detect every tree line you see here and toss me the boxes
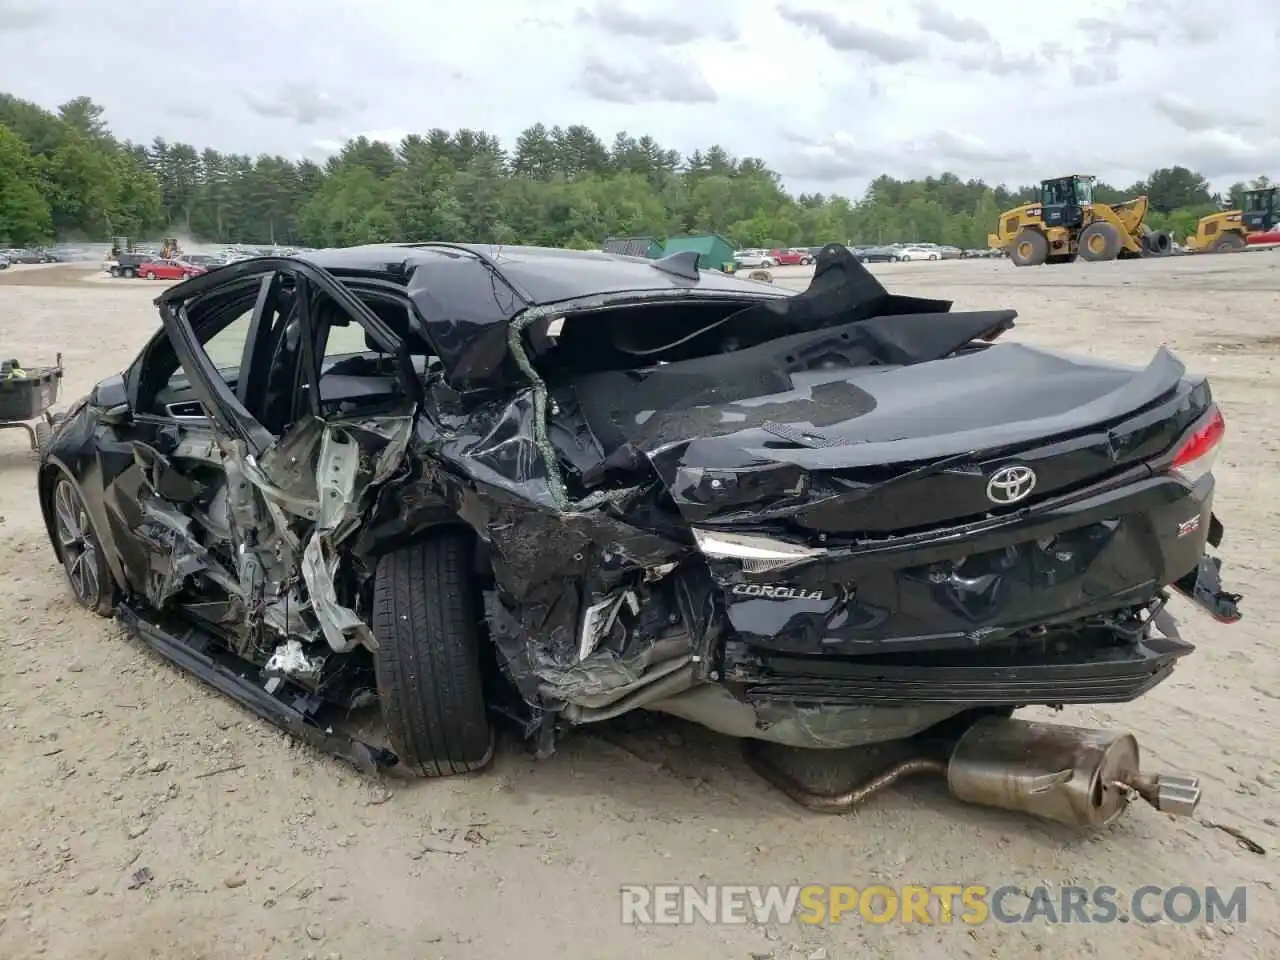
[0,92,1271,251]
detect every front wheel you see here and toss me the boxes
[51,475,115,616]
[122,267,136,279]
[109,266,121,278]
[1009,228,1048,266]
[372,532,494,777]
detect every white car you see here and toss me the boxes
[733,249,778,268]
[897,245,941,261]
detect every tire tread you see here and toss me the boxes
[372,533,492,777]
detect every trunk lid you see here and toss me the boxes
[592,343,1196,534]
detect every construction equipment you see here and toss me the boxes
[1184,186,1280,253]
[160,237,182,259]
[987,175,1172,267]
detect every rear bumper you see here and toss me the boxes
[725,619,1194,708]
[712,471,1221,656]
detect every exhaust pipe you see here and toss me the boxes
[745,717,1200,827]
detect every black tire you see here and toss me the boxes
[1009,228,1048,267]
[1078,222,1121,261]
[372,532,493,777]
[1143,230,1173,256]
[747,269,773,282]
[51,475,115,617]
[1212,232,1246,253]
[33,419,52,458]
[109,266,121,278]
[122,267,136,279]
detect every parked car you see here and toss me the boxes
[897,245,941,262]
[3,248,54,264]
[181,254,231,271]
[0,253,9,270]
[769,248,815,266]
[137,258,209,281]
[733,249,777,268]
[857,246,901,263]
[938,246,964,260]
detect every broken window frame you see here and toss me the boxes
[153,259,412,457]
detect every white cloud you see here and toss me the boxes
[0,0,1273,195]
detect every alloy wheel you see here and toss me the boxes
[53,479,102,607]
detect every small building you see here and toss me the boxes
[662,233,736,270]
[602,236,664,259]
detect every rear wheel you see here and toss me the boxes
[109,266,121,278]
[1212,232,1246,253]
[1009,229,1048,266]
[122,267,136,279]
[372,532,493,777]
[1078,222,1122,261]
[51,476,115,616]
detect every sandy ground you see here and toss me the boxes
[0,255,1277,960]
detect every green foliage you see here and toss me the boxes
[0,91,1269,251]
[0,125,52,245]
[0,93,161,243]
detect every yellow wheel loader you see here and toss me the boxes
[1184,186,1279,253]
[987,175,1172,267]
[160,237,182,259]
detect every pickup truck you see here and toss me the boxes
[102,253,154,278]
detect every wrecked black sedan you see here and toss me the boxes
[38,243,1242,812]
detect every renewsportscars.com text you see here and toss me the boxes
[620,884,1249,926]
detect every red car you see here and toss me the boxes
[138,259,207,281]
[769,248,815,266]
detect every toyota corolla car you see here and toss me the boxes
[37,243,1241,785]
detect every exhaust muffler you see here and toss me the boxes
[945,717,1200,827]
[745,717,1201,827]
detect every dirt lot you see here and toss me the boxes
[1,255,1277,960]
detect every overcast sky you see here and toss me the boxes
[1,0,1275,196]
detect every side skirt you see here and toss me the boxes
[116,603,397,775]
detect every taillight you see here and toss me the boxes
[1171,406,1225,482]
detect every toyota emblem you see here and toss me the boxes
[986,465,1037,505]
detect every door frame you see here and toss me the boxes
[156,258,410,458]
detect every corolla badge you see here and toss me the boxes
[730,583,826,601]
[986,465,1037,505]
